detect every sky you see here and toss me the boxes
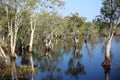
[58,0,102,22]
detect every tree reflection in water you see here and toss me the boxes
[20,52,36,80]
[11,59,18,80]
[102,63,110,80]
[85,41,92,59]
[102,35,112,80]
[66,45,86,78]
[0,37,120,79]
[38,56,62,80]
[0,59,18,80]
[102,37,111,80]
[102,52,111,80]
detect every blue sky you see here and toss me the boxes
[58,0,102,22]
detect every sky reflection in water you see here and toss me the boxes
[13,37,120,80]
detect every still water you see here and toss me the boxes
[3,37,120,80]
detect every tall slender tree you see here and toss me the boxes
[99,0,120,65]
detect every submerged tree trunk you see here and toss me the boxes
[102,31,113,67]
[102,20,117,66]
[29,18,36,71]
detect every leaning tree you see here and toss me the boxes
[97,0,120,66]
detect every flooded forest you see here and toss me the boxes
[0,0,120,80]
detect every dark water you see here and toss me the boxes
[5,37,120,80]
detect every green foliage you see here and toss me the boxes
[93,0,120,36]
[65,13,85,34]
[95,0,120,28]
[36,11,66,36]
[101,0,120,21]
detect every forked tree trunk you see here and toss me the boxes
[5,1,19,59]
[103,15,120,67]
[9,20,18,59]
[103,18,120,67]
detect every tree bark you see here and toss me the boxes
[105,31,113,60]
[9,21,18,59]
[29,18,36,52]
[29,30,35,52]
[0,45,9,64]
[5,1,20,59]
[29,18,36,71]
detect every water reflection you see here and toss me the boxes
[84,41,92,59]
[11,59,18,80]
[66,40,85,79]
[103,64,110,80]
[66,56,85,77]
[0,37,120,79]
[102,37,111,80]
[38,56,62,80]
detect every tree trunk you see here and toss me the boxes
[29,18,36,71]
[10,21,14,56]
[106,31,114,60]
[102,31,114,67]
[0,45,9,64]
[6,1,19,59]
[29,29,35,71]
[9,21,18,59]
[29,30,35,52]
[29,19,36,52]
